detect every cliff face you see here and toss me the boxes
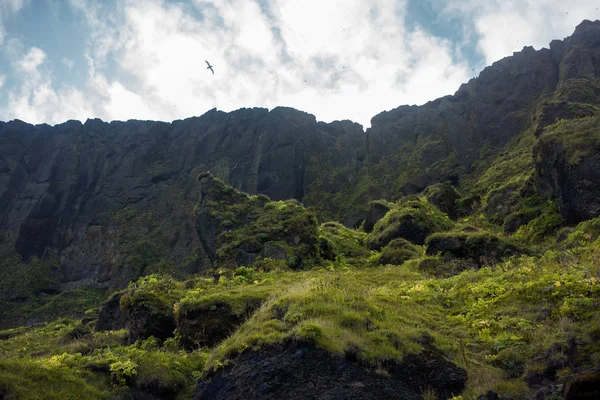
[1,20,600,291]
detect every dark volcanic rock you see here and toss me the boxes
[563,371,600,399]
[95,292,127,332]
[177,299,264,349]
[120,291,176,343]
[426,232,524,267]
[194,342,466,400]
[533,116,600,224]
[177,301,242,349]
[362,200,392,232]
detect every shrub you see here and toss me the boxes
[110,359,138,385]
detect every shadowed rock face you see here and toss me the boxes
[194,342,467,400]
[534,127,600,224]
[0,108,363,289]
[1,21,600,289]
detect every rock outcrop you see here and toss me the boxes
[194,342,467,400]
[533,116,600,224]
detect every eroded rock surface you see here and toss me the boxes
[194,342,467,400]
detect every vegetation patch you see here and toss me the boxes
[379,238,422,266]
[197,174,321,270]
[426,231,525,267]
[423,182,462,219]
[318,221,370,262]
[367,197,454,249]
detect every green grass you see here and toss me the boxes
[1,230,599,399]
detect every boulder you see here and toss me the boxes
[426,232,524,267]
[95,292,127,331]
[368,199,453,250]
[379,239,420,265]
[563,371,600,399]
[120,291,176,343]
[362,201,392,232]
[423,183,462,219]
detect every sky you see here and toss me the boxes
[0,0,597,129]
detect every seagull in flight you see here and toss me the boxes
[205,60,215,74]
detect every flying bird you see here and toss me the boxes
[205,60,214,74]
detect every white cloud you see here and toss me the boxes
[56,0,469,128]
[18,47,46,72]
[62,57,74,70]
[436,0,598,65]
[0,0,28,44]
[3,0,596,128]
[1,43,94,124]
[0,73,5,88]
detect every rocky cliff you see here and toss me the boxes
[1,20,600,292]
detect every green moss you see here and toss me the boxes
[423,182,462,218]
[0,255,59,302]
[0,286,107,331]
[559,217,600,249]
[198,175,321,270]
[176,284,274,320]
[461,128,538,225]
[368,197,454,249]
[318,222,370,262]
[514,201,564,243]
[539,116,600,165]
[426,231,525,267]
[379,238,422,265]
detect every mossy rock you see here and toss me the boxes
[196,174,321,270]
[533,100,599,137]
[318,222,369,260]
[423,182,461,219]
[557,216,600,249]
[534,116,600,224]
[362,200,393,232]
[95,292,128,332]
[379,239,420,265]
[503,209,543,234]
[513,201,564,243]
[120,290,176,343]
[177,300,243,349]
[417,256,474,278]
[425,231,524,267]
[563,372,600,399]
[176,292,267,349]
[368,198,454,249]
[482,182,525,225]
